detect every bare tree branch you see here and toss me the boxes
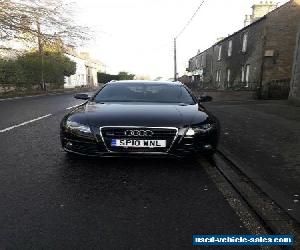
[0,0,91,53]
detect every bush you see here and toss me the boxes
[97,71,135,84]
[97,72,120,84]
[0,59,18,84]
[0,52,76,87]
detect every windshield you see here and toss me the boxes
[93,83,196,104]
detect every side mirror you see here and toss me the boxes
[74,93,90,100]
[198,95,213,103]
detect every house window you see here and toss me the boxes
[190,60,194,70]
[228,40,232,57]
[242,33,248,52]
[218,45,222,60]
[245,65,250,87]
[241,66,245,83]
[216,69,221,83]
[226,68,231,83]
[201,54,205,67]
[241,65,250,86]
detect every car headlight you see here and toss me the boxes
[186,123,214,136]
[66,120,91,133]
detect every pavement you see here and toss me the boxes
[197,90,256,102]
[0,92,264,249]
[204,99,300,223]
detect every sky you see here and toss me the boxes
[72,0,289,79]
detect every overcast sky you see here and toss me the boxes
[73,0,288,79]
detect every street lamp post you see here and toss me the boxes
[172,0,206,82]
[174,38,177,82]
[36,19,46,91]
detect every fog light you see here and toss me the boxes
[204,144,212,150]
[66,142,73,148]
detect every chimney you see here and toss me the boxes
[244,14,251,27]
[251,1,278,23]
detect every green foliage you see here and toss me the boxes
[0,59,19,84]
[118,71,135,80]
[97,72,119,83]
[97,71,135,84]
[0,52,76,86]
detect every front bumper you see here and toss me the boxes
[60,126,219,158]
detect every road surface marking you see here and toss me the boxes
[0,114,52,133]
[66,104,82,110]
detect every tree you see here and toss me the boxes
[0,0,90,49]
[97,72,119,84]
[0,51,76,86]
[97,71,136,84]
[118,71,135,80]
[17,51,76,85]
[0,58,18,84]
[0,0,90,89]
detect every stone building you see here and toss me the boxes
[211,19,266,91]
[289,26,300,103]
[77,52,106,86]
[188,47,214,88]
[187,0,300,98]
[64,49,106,88]
[64,53,87,88]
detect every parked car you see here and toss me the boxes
[60,80,220,157]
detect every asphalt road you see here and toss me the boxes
[0,93,258,249]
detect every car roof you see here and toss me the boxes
[106,80,183,86]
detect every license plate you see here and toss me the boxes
[111,139,166,148]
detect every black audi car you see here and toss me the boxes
[60,80,220,157]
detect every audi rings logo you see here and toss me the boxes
[124,129,154,137]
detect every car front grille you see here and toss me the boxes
[100,127,178,153]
